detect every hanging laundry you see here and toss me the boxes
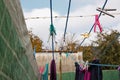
[89,59,103,80]
[42,63,49,80]
[65,52,69,58]
[94,15,102,32]
[39,66,45,74]
[50,59,57,80]
[75,62,85,80]
[84,70,91,80]
[80,61,91,80]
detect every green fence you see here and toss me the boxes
[0,0,37,80]
[103,70,119,80]
[57,70,119,80]
[57,72,75,80]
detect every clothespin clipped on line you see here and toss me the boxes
[94,14,102,33]
[83,61,89,70]
[118,66,120,71]
[81,33,90,38]
[96,7,116,18]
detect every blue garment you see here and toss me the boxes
[42,63,49,80]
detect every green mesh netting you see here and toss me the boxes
[0,0,38,80]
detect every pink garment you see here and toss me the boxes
[39,66,44,74]
[84,70,91,80]
[94,15,102,32]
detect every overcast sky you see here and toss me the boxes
[20,0,120,48]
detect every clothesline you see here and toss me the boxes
[88,63,119,67]
[63,0,72,41]
[25,12,120,20]
[65,53,119,68]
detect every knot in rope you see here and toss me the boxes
[50,24,56,36]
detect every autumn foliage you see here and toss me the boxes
[28,31,43,52]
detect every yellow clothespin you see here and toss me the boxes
[81,33,90,38]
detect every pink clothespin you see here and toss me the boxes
[94,14,102,32]
[118,66,120,71]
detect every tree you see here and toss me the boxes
[28,30,43,52]
[58,33,79,52]
[92,30,120,66]
[82,46,95,61]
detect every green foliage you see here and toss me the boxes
[92,30,120,66]
[82,46,94,61]
[59,33,79,52]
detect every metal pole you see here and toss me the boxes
[59,52,62,80]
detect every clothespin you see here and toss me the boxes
[86,61,89,70]
[81,33,90,38]
[96,7,116,18]
[94,14,102,33]
[83,61,88,70]
[79,60,84,69]
[118,66,120,71]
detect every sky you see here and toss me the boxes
[20,0,120,49]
